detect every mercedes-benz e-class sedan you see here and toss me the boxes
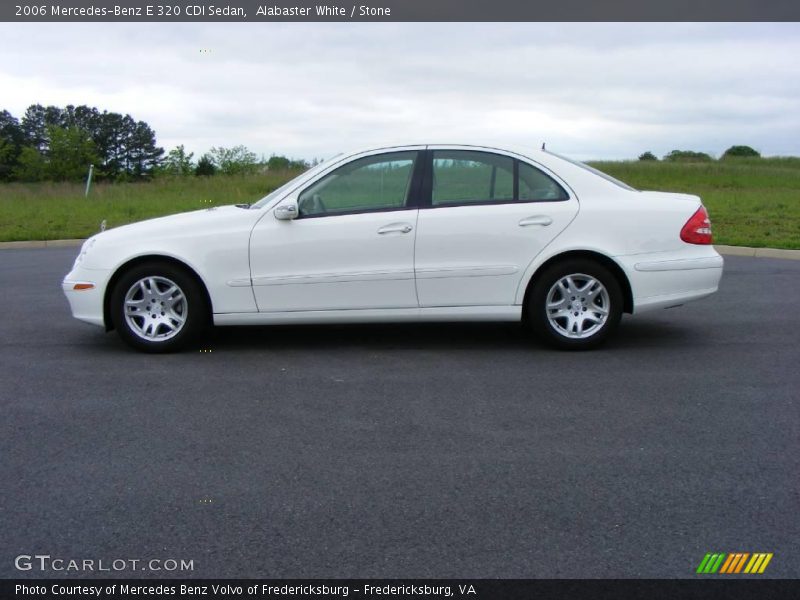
[63,144,723,352]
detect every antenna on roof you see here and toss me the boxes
[541,142,546,151]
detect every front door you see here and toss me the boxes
[249,150,422,312]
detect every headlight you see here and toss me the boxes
[73,236,97,269]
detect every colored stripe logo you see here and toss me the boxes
[696,552,773,574]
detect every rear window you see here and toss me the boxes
[548,152,637,191]
[518,162,569,201]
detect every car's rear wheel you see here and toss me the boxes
[528,259,623,350]
[110,262,208,353]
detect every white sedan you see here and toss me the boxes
[63,144,723,352]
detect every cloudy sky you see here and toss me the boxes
[1,22,799,161]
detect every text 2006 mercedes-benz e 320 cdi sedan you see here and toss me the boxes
[63,144,723,352]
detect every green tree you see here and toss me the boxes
[161,145,195,176]
[47,125,99,181]
[126,120,164,178]
[638,151,658,161]
[289,158,309,169]
[0,110,24,180]
[20,104,59,152]
[13,146,48,181]
[18,103,163,180]
[722,145,760,159]
[266,154,291,170]
[0,138,14,174]
[210,145,258,175]
[13,125,98,182]
[265,154,309,170]
[195,153,216,176]
[663,149,713,162]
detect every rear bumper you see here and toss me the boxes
[618,249,724,314]
[633,255,723,272]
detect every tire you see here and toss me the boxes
[110,261,209,353]
[527,258,623,350]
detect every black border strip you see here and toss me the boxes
[4,578,800,600]
[3,1,800,22]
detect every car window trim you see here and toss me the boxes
[292,205,420,220]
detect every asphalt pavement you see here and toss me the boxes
[1,248,798,578]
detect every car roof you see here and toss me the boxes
[330,143,632,196]
[335,142,544,158]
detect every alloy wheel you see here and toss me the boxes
[123,276,188,341]
[545,273,611,339]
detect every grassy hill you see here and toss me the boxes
[0,157,798,248]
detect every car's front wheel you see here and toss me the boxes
[110,262,208,353]
[528,259,623,350]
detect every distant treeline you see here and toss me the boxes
[163,144,311,178]
[0,104,162,182]
[1,103,768,183]
[0,104,311,183]
[638,146,762,162]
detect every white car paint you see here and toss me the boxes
[249,208,419,312]
[62,144,723,336]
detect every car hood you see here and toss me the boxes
[94,205,258,245]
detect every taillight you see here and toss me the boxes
[680,206,713,245]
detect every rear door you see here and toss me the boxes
[414,148,579,307]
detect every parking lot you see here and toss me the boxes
[1,248,798,578]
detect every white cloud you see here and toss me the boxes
[1,22,798,160]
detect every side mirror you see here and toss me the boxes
[274,202,298,221]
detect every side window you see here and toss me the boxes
[431,151,514,205]
[519,162,569,201]
[298,152,417,217]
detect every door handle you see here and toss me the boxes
[519,215,553,227]
[377,223,413,234]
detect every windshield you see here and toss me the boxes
[250,153,343,209]
[547,151,637,191]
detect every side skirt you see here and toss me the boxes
[213,305,522,326]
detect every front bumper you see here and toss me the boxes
[62,265,111,327]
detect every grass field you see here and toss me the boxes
[0,158,798,248]
[0,171,303,242]
[591,157,800,249]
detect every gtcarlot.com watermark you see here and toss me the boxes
[15,554,194,573]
